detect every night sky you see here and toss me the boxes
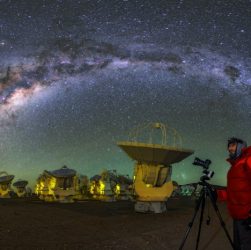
[0,0,250,188]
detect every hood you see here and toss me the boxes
[226,145,251,164]
[241,145,251,156]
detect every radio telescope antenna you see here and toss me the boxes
[118,122,194,213]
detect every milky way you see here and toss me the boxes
[0,0,250,188]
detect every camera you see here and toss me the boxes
[193,157,212,169]
[193,157,214,181]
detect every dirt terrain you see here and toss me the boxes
[0,197,234,250]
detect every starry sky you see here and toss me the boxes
[0,0,250,189]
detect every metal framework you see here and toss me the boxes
[128,122,182,147]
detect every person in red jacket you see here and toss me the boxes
[218,137,251,250]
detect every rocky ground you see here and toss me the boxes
[0,197,234,250]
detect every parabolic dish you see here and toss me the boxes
[46,166,76,178]
[13,180,28,187]
[0,175,15,184]
[118,141,194,165]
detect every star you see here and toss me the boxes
[0,0,250,188]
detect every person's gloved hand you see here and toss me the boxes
[216,188,227,202]
[243,216,251,230]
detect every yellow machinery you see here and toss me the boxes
[89,170,133,201]
[78,175,89,199]
[35,166,82,202]
[0,172,15,198]
[13,180,30,197]
[118,122,194,213]
[116,174,133,200]
[89,171,112,202]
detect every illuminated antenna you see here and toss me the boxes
[118,122,194,213]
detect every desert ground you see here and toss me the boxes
[0,197,234,250]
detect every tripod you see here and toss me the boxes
[179,180,235,250]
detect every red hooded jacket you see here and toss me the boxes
[218,146,251,219]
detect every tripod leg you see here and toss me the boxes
[195,193,206,250]
[178,191,204,250]
[207,188,235,250]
